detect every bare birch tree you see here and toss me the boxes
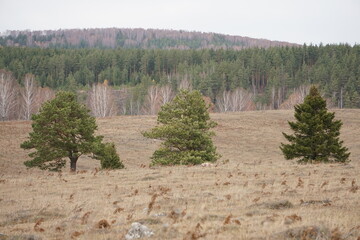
[179,77,192,90]
[216,88,253,112]
[0,70,18,121]
[37,87,55,106]
[159,85,173,106]
[280,85,310,109]
[230,88,253,111]
[216,90,231,112]
[20,74,38,120]
[88,81,116,117]
[145,85,160,115]
[271,86,276,109]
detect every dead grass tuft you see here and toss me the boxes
[184,223,207,240]
[300,199,331,206]
[350,179,359,193]
[284,214,302,225]
[34,218,45,232]
[71,231,84,239]
[321,180,329,188]
[96,219,110,229]
[147,193,158,215]
[223,214,232,225]
[266,200,293,209]
[297,177,304,188]
[113,207,124,214]
[81,211,91,225]
[340,177,346,184]
[331,228,343,240]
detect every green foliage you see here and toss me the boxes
[93,142,124,169]
[20,91,104,171]
[0,44,360,108]
[143,90,220,165]
[280,86,350,163]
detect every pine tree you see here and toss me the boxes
[20,91,121,171]
[143,90,220,165]
[280,86,350,163]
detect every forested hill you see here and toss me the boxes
[0,28,298,49]
[1,44,359,112]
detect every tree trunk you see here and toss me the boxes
[70,156,78,172]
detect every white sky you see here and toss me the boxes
[0,0,359,45]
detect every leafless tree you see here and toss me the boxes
[230,88,253,111]
[271,86,276,109]
[178,77,192,90]
[216,88,253,112]
[216,90,231,112]
[159,85,173,106]
[20,74,38,120]
[0,70,18,121]
[145,85,160,115]
[88,81,116,117]
[279,85,310,109]
[41,87,55,102]
[36,87,55,108]
[277,88,283,109]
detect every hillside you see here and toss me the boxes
[0,28,298,49]
[1,44,360,114]
[0,110,359,239]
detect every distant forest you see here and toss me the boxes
[1,43,359,111]
[0,28,297,50]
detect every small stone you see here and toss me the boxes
[201,162,214,167]
[125,222,154,239]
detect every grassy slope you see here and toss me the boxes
[0,110,359,239]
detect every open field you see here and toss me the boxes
[0,109,359,239]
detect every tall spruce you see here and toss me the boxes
[21,91,122,171]
[280,86,350,163]
[143,90,220,165]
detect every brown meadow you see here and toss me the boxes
[0,109,359,239]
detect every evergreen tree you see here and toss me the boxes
[143,90,220,165]
[93,142,124,169]
[20,91,114,171]
[280,86,350,163]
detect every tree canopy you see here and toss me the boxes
[1,44,359,109]
[280,86,350,163]
[20,91,119,171]
[143,90,220,165]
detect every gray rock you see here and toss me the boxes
[125,222,154,239]
[152,212,166,217]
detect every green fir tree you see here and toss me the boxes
[143,90,220,165]
[280,86,350,163]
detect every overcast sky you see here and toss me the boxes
[0,0,359,45]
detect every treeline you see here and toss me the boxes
[0,44,360,114]
[0,28,297,49]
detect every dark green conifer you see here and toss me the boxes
[280,86,350,163]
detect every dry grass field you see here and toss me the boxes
[0,109,359,240]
